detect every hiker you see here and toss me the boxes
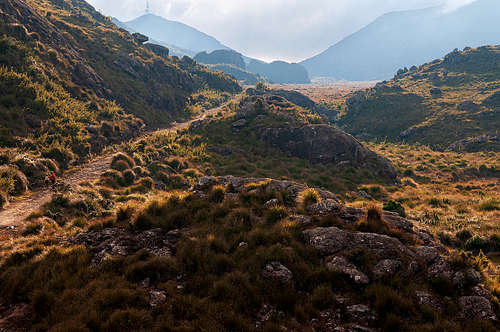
[49,172,57,186]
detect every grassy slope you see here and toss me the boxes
[339,46,500,150]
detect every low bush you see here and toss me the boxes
[111,153,136,171]
[0,190,8,209]
[41,144,75,170]
[383,200,406,217]
[265,206,288,224]
[122,169,136,186]
[464,235,489,252]
[298,188,321,208]
[209,185,226,203]
[478,199,500,211]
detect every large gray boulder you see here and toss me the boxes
[303,227,414,259]
[258,124,398,183]
[326,256,369,284]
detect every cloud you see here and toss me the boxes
[87,0,477,62]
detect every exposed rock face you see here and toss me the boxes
[262,262,293,284]
[70,228,182,265]
[303,227,413,259]
[372,259,402,279]
[132,32,149,44]
[194,50,246,69]
[459,296,497,321]
[326,256,370,284]
[145,43,170,58]
[258,124,398,183]
[194,176,339,203]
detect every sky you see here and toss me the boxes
[87,0,477,62]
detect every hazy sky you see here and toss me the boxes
[87,0,477,62]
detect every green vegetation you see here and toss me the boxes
[340,46,500,151]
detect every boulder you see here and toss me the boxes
[262,261,293,284]
[412,246,441,264]
[288,215,313,226]
[307,199,341,215]
[372,259,402,279]
[132,32,148,44]
[303,227,414,259]
[326,256,369,284]
[263,199,280,209]
[345,304,377,322]
[70,228,182,265]
[459,296,497,321]
[415,291,441,311]
[258,124,398,183]
[149,289,167,307]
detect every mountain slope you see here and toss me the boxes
[0,0,240,203]
[122,14,230,55]
[301,0,500,80]
[339,45,500,151]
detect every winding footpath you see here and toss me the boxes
[0,106,222,228]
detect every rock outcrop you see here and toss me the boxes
[258,124,398,183]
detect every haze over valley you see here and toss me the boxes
[0,0,498,331]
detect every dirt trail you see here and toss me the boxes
[0,106,222,228]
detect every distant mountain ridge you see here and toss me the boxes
[122,14,230,54]
[301,0,500,81]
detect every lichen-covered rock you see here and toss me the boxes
[326,256,369,284]
[307,199,341,215]
[70,228,182,265]
[345,304,377,323]
[415,291,441,311]
[303,227,414,259]
[459,296,497,321]
[262,262,293,284]
[372,259,402,279]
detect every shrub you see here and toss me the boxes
[0,167,27,196]
[465,236,489,252]
[428,198,447,208]
[111,153,135,171]
[265,206,288,224]
[0,190,8,209]
[129,177,154,194]
[456,229,473,242]
[209,185,226,203]
[22,222,43,236]
[122,169,136,186]
[104,309,153,331]
[298,188,321,208]
[312,285,335,310]
[357,206,391,234]
[116,205,136,223]
[111,160,131,172]
[478,199,500,211]
[42,144,75,170]
[383,200,406,217]
[166,174,189,189]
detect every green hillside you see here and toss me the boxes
[339,46,500,151]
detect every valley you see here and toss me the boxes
[0,0,499,331]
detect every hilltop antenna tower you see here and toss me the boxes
[145,0,150,14]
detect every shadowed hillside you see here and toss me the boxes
[339,45,500,151]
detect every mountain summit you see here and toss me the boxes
[301,0,500,81]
